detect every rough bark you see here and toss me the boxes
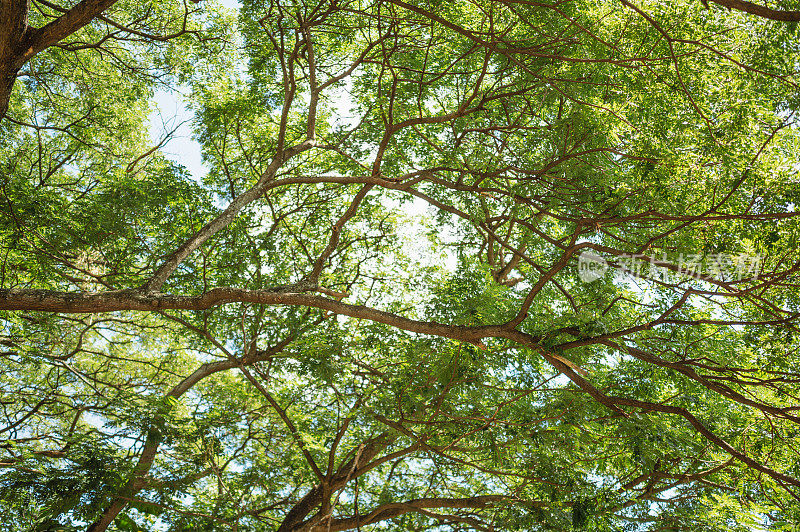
[708,0,800,21]
[23,0,119,61]
[0,287,506,343]
[0,0,29,119]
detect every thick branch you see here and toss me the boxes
[305,495,507,532]
[0,0,29,119]
[0,287,505,342]
[707,0,800,21]
[277,433,397,532]
[23,0,118,62]
[143,139,316,292]
[87,340,292,531]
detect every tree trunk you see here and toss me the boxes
[0,68,19,120]
[0,0,29,120]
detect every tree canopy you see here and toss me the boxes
[2,0,800,530]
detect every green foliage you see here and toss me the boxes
[3,0,800,530]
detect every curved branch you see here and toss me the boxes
[87,336,296,531]
[707,0,800,21]
[23,0,118,62]
[0,286,507,337]
[142,139,316,292]
[305,495,507,532]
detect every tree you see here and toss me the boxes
[2,0,800,530]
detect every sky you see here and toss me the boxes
[149,88,206,180]
[148,0,242,181]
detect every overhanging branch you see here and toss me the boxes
[707,0,800,21]
[0,286,505,341]
[302,495,508,532]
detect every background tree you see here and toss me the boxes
[2,0,800,530]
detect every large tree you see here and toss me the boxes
[2,0,800,530]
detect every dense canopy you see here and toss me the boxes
[2,0,800,530]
